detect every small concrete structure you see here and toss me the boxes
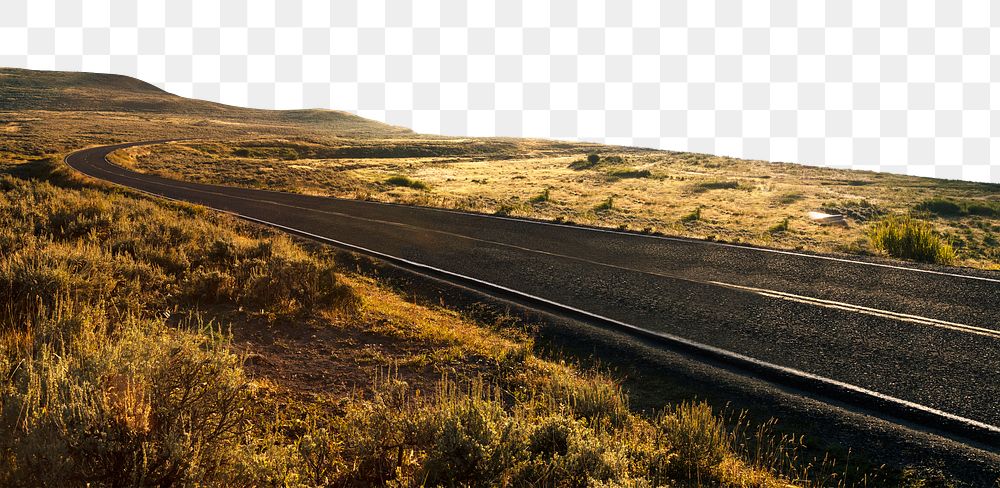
[808,211,848,226]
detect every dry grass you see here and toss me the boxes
[868,215,957,264]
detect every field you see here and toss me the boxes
[0,67,977,485]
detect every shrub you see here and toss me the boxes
[416,395,516,486]
[494,203,518,216]
[868,215,956,264]
[572,154,631,171]
[231,145,299,160]
[915,198,964,217]
[528,417,573,458]
[693,180,740,192]
[384,175,428,190]
[967,203,999,217]
[680,207,701,223]
[569,159,599,170]
[529,188,550,204]
[776,192,804,205]
[821,198,887,222]
[608,168,652,179]
[768,217,790,233]
[322,375,417,485]
[0,305,254,486]
[595,196,615,212]
[915,198,999,218]
[658,401,728,479]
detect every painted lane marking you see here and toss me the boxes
[713,282,1000,340]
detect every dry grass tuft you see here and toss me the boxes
[868,215,956,265]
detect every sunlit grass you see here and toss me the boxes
[868,215,956,264]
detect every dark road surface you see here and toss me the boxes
[67,142,1000,441]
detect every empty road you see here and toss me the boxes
[67,142,1000,443]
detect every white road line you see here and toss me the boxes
[66,148,1000,438]
[713,282,1000,340]
[73,149,1000,342]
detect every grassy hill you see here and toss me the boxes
[0,67,412,135]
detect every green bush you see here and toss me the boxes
[607,168,652,179]
[915,198,998,218]
[768,217,790,234]
[776,192,804,205]
[868,215,956,264]
[915,198,964,216]
[680,207,701,223]
[693,180,740,192]
[594,196,615,212]
[587,153,601,164]
[569,159,599,170]
[967,203,999,217]
[529,188,550,204]
[384,175,428,190]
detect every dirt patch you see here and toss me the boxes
[230,315,491,400]
[203,273,515,402]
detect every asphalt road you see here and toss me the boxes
[67,142,1000,440]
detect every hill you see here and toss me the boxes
[0,67,411,135]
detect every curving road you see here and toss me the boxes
[67,141,1000,445]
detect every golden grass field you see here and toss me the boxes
[0,67,980,485]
